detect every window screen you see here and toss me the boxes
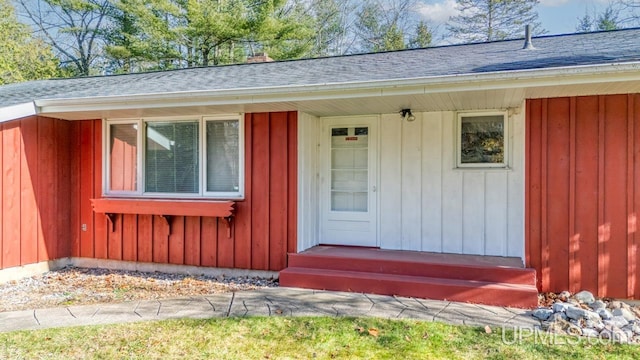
[145,121,199,193]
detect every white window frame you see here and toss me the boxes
[103,114,244,199]
[456,110,509,169]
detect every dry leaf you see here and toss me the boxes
[275,309,283,314]
[404,335,411,342]
[484,325,492,334]
[422,332,429,339]
[355,326,364,333]
[368,328,379,337]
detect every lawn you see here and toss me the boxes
[0,317,636,359]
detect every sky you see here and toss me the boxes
[417,0,614,38]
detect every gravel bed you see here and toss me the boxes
[0,266,278,312]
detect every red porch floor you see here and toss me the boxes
[279,246,539,308]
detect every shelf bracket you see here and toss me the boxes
[159,215,173,234]
[221,216,233,238]
[105,213,118,232]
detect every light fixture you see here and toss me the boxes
[400,108,415,122]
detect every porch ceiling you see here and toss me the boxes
[40,78,640,120]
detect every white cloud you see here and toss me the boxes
[539,0,571,6]
[416,0,459,24]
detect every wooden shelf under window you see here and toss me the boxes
[90,198,235,236]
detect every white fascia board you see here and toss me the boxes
[0,102,37,123]
[34,62,640,114]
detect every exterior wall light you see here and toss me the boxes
[401,108,416,122]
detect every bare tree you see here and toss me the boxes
[16,0,112,76]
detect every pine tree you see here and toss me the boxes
[447,0,545,43]
[409,21,432,48]
[575,4,621,33]
[355,0,421,52]
[105,0,314,72]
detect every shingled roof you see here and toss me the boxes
[1,28,639,109]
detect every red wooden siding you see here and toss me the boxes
[527,94,640,299]
[0,116,72,270]
[70,112,297,272]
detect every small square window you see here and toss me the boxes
[458,112,507,168]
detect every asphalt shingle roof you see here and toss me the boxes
[1,28,639,108]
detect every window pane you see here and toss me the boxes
[109,123,138,191]
[460,115,504,164]
[206,120,239,192]
[330,126,368,212]
[145,121,199,193]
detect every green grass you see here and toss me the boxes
[0,317,636,359]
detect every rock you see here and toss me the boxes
[566,306,588,320]
[604,316,629,328]
[532,308,554,321]
[558,291,571,302]
[612,308,636,322]
[549,312,568,322]
[574,290,595,304]
[582,328,600,338]
[584,310,601,323]
[567,298,581,306]
[588,300,606,311]
[600,327,629,343]
[566,323,582,336]
[553,302,570,313]
[593,321,606,331]
[544,318,574,335]
[597,308,613,320]
[623,322,640,336]
[609,300,623,310]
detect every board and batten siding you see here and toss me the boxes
[378,111,524,257]
[527,94,640,299]
[0,116,72,270]
[69,112,297,272]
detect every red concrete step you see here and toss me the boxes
[279,267,539,309]
[287,251,536,286]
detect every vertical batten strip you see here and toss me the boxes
[540,99,549,290]
[569,97,579,293]
[635,94,640,299]
[287,111,298,256]
[597,96,607,297]
[628,94,636,298]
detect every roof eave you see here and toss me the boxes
[24,61,640,116]
[0,102,37,123]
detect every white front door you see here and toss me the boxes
[320,116,378,247]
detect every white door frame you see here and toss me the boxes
[319,115,379,247]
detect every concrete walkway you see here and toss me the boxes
[0,288,541,333]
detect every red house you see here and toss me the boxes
[1,29,639,308]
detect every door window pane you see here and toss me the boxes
[330,126,368,212]
[206,120,240,192]
[145,121,199,193]
[109,123,137,191]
